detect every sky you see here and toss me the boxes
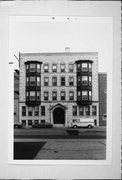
[11,17,113,72]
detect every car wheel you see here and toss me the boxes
[73,125,77,128]
[88,125,92,128]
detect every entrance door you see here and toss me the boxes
[53,107,65,124]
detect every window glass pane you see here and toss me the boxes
[28,120,32,126]
[89,63,92,72]
[22,106,26,116]
[69,64,74,72]
[37,91,40,100]
[92,106,97,116]
[41,106,45,116]
[30,64,36,72]
[85,106,90,116]
[52,91,57,100]
[34,120,39,125]
[82,76,88,85]
[73,106,77,116]
[79,106,84,116]
[61,91,65,100]
[82,91,88,100]
[52,64,57,72]
[60,64,65,72]
[69,77,74,86]
[61,77,65,86]
[44,77,49,86]
[37,77,40,86]
[89,76,92,86]
[89,91,92,100]
[52,77,57,86]
[28,107,33,116]
[30,91,35,100]
[44,92,48,100]
[35,106,39,116]
[37,64,41,72]
[77,63,81,71]
[69,91,74,100]
[26,77,29,86]
[82,63,88,71]
[30,76,36,86]
[44,64,49,72]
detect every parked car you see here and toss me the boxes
[14,123,23,129]
[32,122,53,128]
[71,118,94,128]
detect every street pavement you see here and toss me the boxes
[34,139,106,160]
[14,127,106,160]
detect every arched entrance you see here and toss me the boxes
[53,107,65,124]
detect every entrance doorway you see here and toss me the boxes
[53,107,65,124]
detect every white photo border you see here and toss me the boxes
[9,16,113,165]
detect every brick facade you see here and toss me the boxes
[19,52,99,127]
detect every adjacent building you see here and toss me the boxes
[98,73,107,126]
[14,69,19,124]
[19,51,99,127]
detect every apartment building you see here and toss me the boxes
[19,51,99,127]
[14,69,19,123]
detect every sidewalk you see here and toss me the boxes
[34,139,106,160]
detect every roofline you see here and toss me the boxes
[19,52,98,56]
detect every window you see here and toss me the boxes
[52,64,57,72]
[61,77,65,86]
[52,77,57,86]
[26,77,29,86]
[28,107,33,116]
[89,76,92,86]
[34,120,39,125]
[89,91,92,100]
[37,64,41,73]
[82,76,88,85]
[85,106,90,116]
[69,91,74,100]
[28,120,33,126]
[103,114,107,121]
[73,106,77,116]
[61,91,65,100]
[82,63,88,72]
[92,106,97,116]
[60,64,65,72]
[89,63,92,72]
[30,76,36,86]
[41,119,45,123]
[34,106,39,116]
[30,91,35,100]
[79,106,84,116]
[37,91,40,100]
[77,63,81,72]
[41,106,45,116]
[22,120,26,126]
[69,64,74,72]
[82,91,88,100]
[26,91,29,100]
[44,64,49,73]
[77,76,81,86]
[44,77,49,86]
[37,77,40,86]
[69,77,74,86]
[44,91,48,101]
[77,91,81,100]
[26,64,29,73]
[52,91,57,100]
[22,106,26,116]
[30,64,36,72]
